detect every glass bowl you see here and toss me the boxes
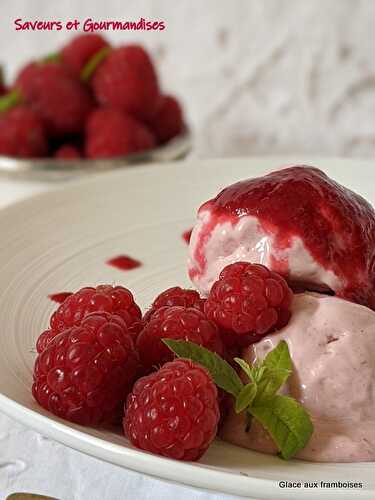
[0,128,191,181]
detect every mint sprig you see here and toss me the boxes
[163,339,313,460]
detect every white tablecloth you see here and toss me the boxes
[0,176,242,500]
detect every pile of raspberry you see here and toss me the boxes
[0,34,185,160]
[33,263,293,461]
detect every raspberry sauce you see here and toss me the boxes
[192,166,375,308]
[182,227,193,244]
[106,255,142,271]
[48,292,73,304]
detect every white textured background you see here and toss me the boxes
[1,1,375,499]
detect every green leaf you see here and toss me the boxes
[163,339,243,397]
[234,357,254,382]
[263,340,292,371]
[249,395,313,459]
[254,340,292,401]
[254,365,266,383]
[235,383,257,413]
[254,367,291,402]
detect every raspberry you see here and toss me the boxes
[150,95,184,144]
[33,312,139,425]
[85,108,155,159]
[15,62,93,137]
[36,329,56,354]
[39,318,143,359]
[136,306,223,372]
[61,34,110,77]
[205,262,293,343]
[144,286,205,322]
[92,45,161,121]
[54,144,81,159]
[124,358,219,460]
[0,106,47,158]
[14,62,41,92]
[49,284,141,335]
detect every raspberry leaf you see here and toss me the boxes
[163,339,243,397]
[81,46,112,82]
[235,383,257,413]
[249,395,313,460]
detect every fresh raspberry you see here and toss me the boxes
[15,62,39,90]
[136,306,223,372]
[0,106,47,158]
[33,312,139,425]
[92,45,161,121]
[15,62,93,137]
[54,144,81,159]
[85,108,155,159]
[37,321,145,357]
[150,95,184,144]
[49,284,142,334]
[36,328,56,354]
[144,286,205,322]
[61,34,110,77]
[205,262,293,343]
[124,358,219,461]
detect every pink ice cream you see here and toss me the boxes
[220,292,375,462]
[188,166,375,309]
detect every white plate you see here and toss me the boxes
[0,157,374,500]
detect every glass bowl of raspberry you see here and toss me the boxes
[0,36,191,179]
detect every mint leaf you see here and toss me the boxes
[234,357,254,382]
[254,366,266,382]
[249,395,313,459]
[234,358,266,385]
[254,340,292,400]
[263,340,292,371]
[235,383,257,413]
[254,367,291,401]
[163,339,243,397]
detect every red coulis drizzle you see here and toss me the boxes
[196,166,375,308]
[182,228,193,244]
[49,292,73,304]
[106,255,142,271]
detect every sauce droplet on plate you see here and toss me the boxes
[107,255,142,271]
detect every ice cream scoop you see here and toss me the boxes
[188,166,375,309]
[220,292,375,462]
